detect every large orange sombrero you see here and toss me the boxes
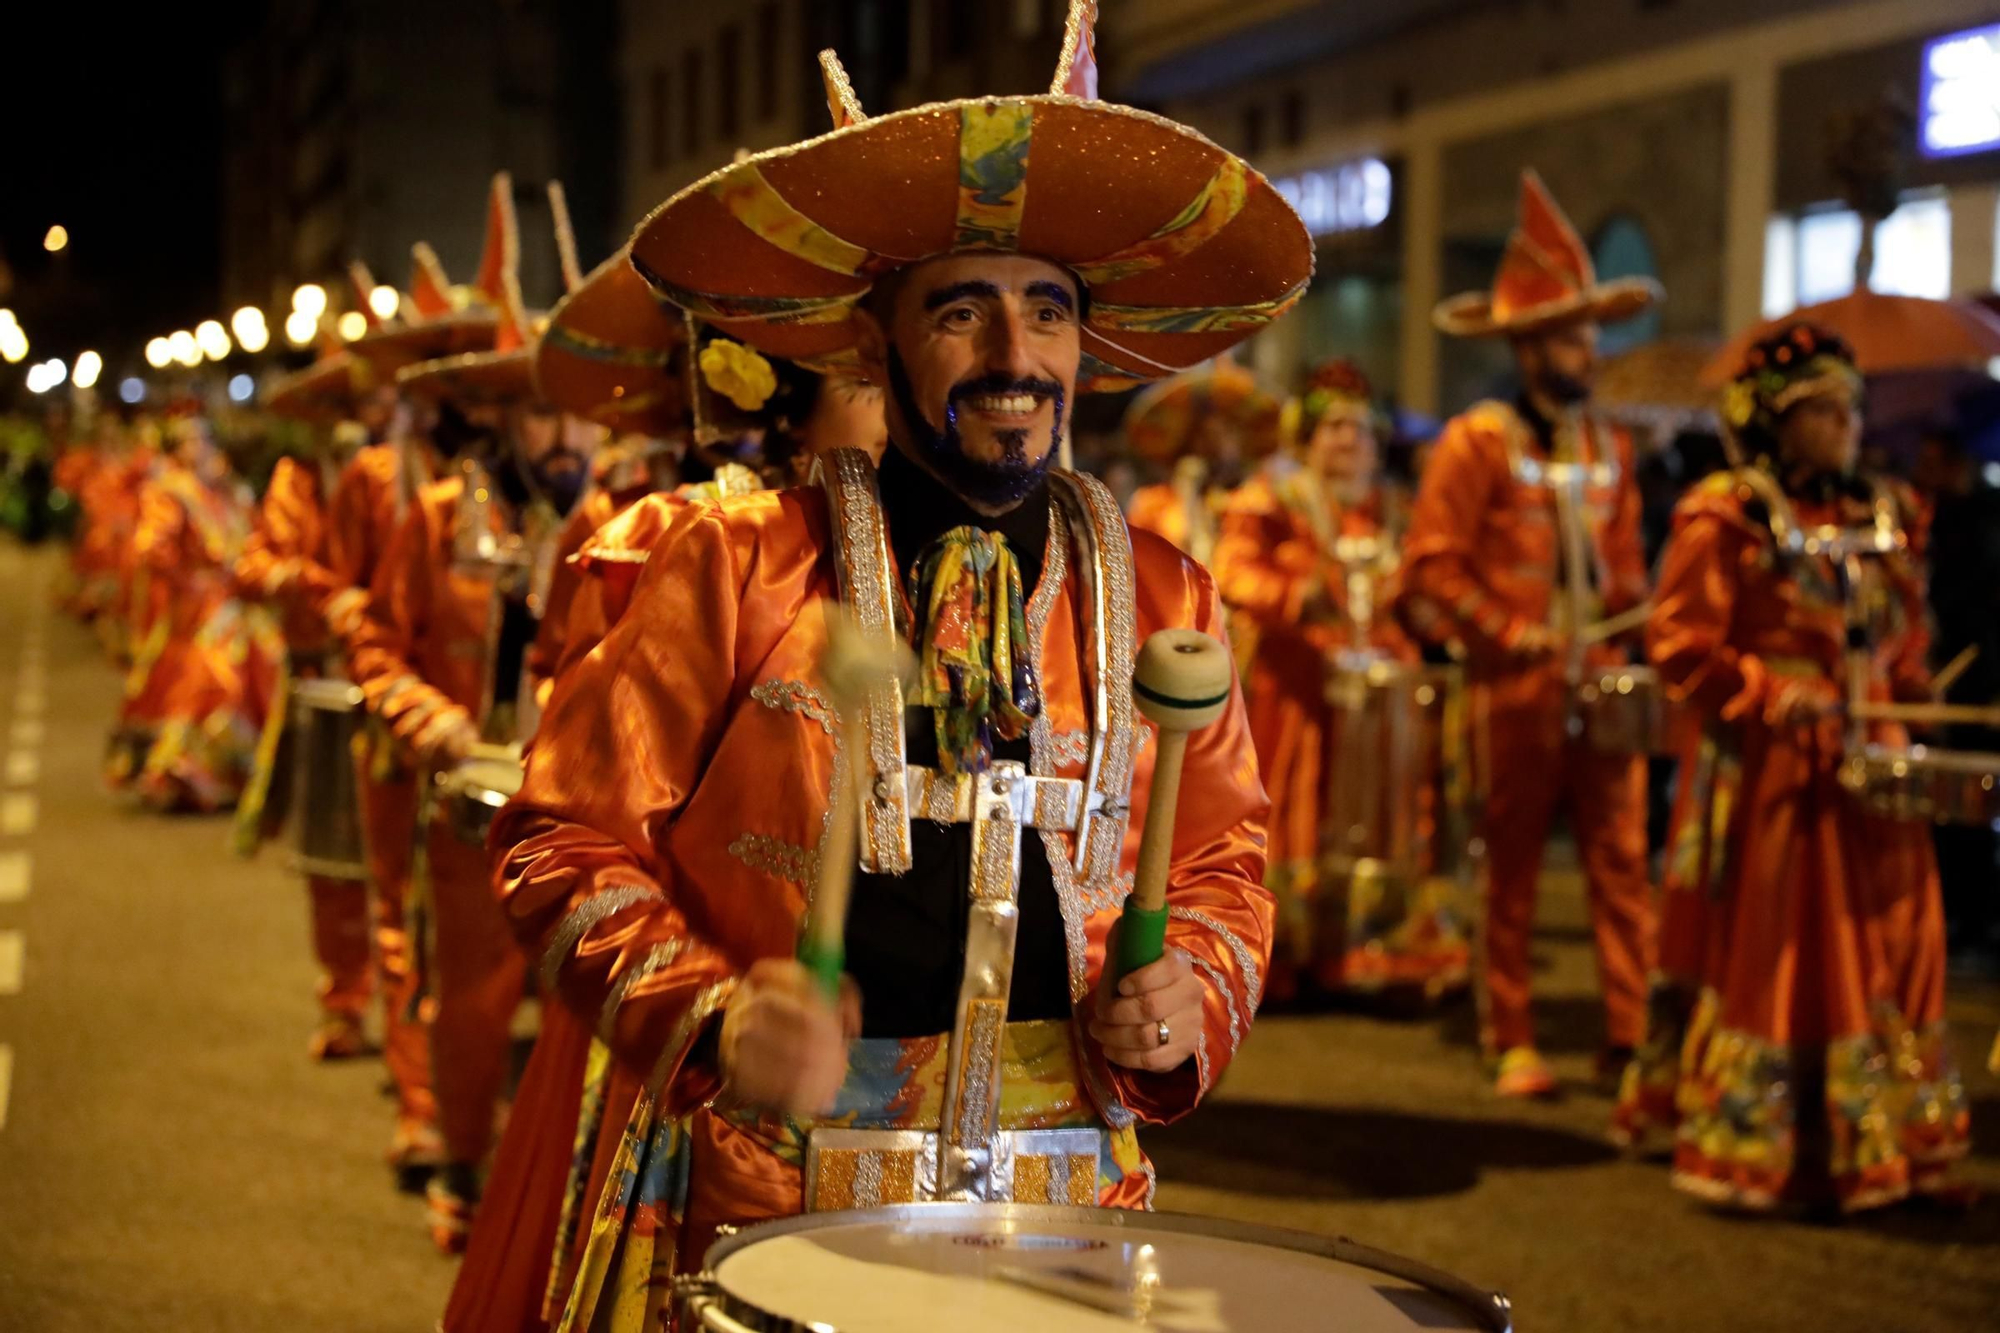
[398,175,555,406]
[350,175,515,375]
[1123,356,1282,464]
[264,342,372,422]
[534,247,690,437]
[626,1,1312,393]
[1433,171,1661,339]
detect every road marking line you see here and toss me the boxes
[9,720,43,748]
[4,752,37,786]
[0,931,21,993]
[0,793,35,836]
[0,852,26,903]
[0,1045,12,1132]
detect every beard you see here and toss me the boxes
[886,349,1065,508]
[529,449,589,514]
[1534,366,1594,406]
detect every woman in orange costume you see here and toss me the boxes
[1618,324,1968,1211]
[1212,361,1462,1000]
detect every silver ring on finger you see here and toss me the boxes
[1155,1017,1171,1048]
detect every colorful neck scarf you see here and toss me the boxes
[905,526,1042,775]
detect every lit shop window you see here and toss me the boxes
[1761,193,1952,317]
[1271,158,1392,237]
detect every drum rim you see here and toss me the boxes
[686,1202,1512,1333]
[291,677,366,709]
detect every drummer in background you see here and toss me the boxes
[327,229,509,1187]
[233,337,378,1062]
[478,8,1291,1326]
[1402,171,1656,1098]
[1615,324,1970,1211]
[1212,360,1465,1002]
[348,180,601,1252]
[1123,355,1281,567]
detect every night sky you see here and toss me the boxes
[4,6,258,380]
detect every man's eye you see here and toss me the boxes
[1034,304,1071,324]
[942,306,978,326]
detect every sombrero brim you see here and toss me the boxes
[350,311,502,375]
[1123,371,1282,465]
[629,94,1314,393]
[1432,277,1662,339]
[264,353,368,422]
[534,251,690,438]
[397,349,536,405]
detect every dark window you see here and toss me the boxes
[1243,104,1265,156]
[648,66,670,170]
[718,25,741,140]
[756,3,780,120]
[1281,91,1304,147]
[682,47,702,155]
[935,0,974,63]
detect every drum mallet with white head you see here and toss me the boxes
[1117,629,1234,978]
[799,608,913,999]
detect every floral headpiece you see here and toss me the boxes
[1721,323,1861,457]
[1286,358,1377,444]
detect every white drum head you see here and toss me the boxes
[699,1204,1506,1333]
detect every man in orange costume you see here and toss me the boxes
[236,346,381,1060]
[1124,357,1280,565]
[470,11,1298,1327]
[350,190,601,1248]
[1402,172,1657,1097]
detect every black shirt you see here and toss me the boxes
[842,450,1075,1037]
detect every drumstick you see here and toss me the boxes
[466,740,521,764]
[798,608,912,999]
[1849,701,2000,728]
[1579,602,1653,647]
[1931,645,1979,700]
[1118,629,1235,978]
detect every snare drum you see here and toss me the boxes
[290,677,367,880]
[1322,657,1457,885]
[1579,665,1682,756]
[1840,742,2000,825]
[436,752,526,846]
[678,1203,1511,1332]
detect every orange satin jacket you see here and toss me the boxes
[1126,477,1223,567]
[1403,401,1647,675]
[235,456,342,657]
[494,456,1274,1131]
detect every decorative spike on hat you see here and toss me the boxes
[1432,169,1661,338]
[408,243,456,321]
[626,0,1312,393]
[819,49,864,130]
[348,260,385,331]
[548,180,584,295]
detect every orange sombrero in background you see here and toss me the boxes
[533,246,690,438]
[351,175,516,376]
[265,335,373,422]
[1123,356,1282,465]
[1433,170,1661,339]
[626,0,1312,394]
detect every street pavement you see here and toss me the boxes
[0,534,1995,1332]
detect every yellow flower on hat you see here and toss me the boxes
[699,338,778,412]
[1722,380,1757,430]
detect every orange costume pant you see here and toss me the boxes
[307,874,372,1019]
[359,760,434,1128]
[1474,670,1654,1053]
[425,814,528,1169]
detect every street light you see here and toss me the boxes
[336,310,368,341]
[368,285,401,319]
[119,377,146,404]
[73,350,102,390]
[0,324,26,365]
[228,374,255,403]
[168,330,199,367]
[284,309,318,346]
[43,225,68,253]
[196,319,232,360]
[292,283,328,319]
[145,337,172,369]
[230,305,266,345]
[42,358,67,387]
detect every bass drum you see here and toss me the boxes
[290,677,367,880]
[678,1203,1511,1333]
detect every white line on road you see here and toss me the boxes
[0,931,21,994]
[5,752,39,786]
[0,852,26,903]
[9,720,44,749]
[0,1045,11,1133]
[1,793,36,837]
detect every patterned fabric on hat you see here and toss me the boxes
[1721,322,1862,459]
[905,527,1042,775]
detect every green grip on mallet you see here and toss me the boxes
[798,936,844,1001]
[1115,899,1170,978]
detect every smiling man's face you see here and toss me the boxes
[860,253,1082,513]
